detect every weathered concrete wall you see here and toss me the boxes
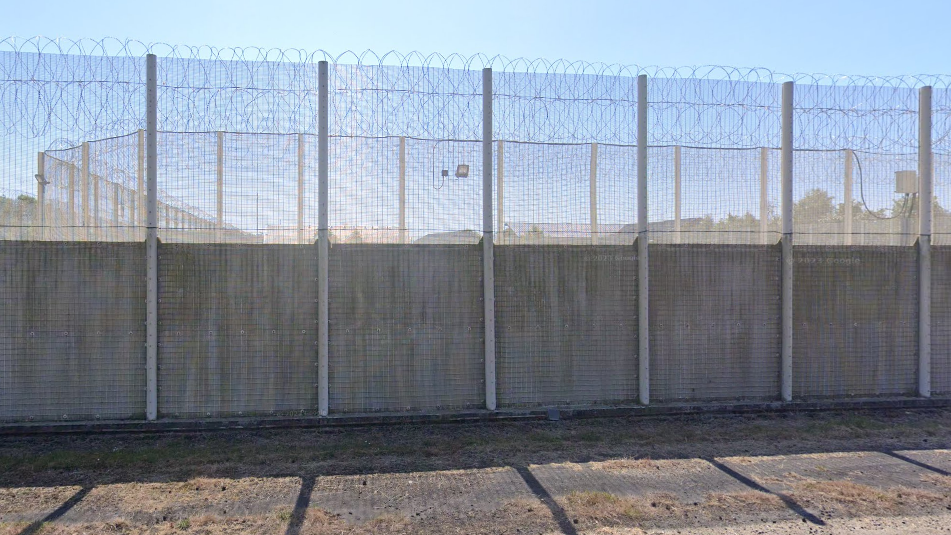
[793,246,918,398]
[158,244,317,417]
[495,245,638,407]
[328,245,484,412]
[934,247,951,395]
[0,242,146,422]
[650,244,781,401]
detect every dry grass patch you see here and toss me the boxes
[592,458,706,474]
[562,490,690,527]
[702,491,784,513]
[0,486,82,515]
[791,480,948,516]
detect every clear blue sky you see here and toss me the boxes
[4,0,951,76]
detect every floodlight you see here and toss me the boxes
[895,170,917,194]
[455,164,469,178]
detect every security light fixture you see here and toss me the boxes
[895,170,917,194]
[455,164,469,178]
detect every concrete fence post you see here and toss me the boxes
[68,163,75,241]
[637,74,650,405]
[298,133,305,245]
[780,81,794,403]
[317,60,330,416]
[145,53,158,421]
[483,67,497,411]
[919,85,933,398]
[590,142,598,244]
[497,140,504,244]
[216,131,224,233]
[81,142,90,240]
[36,152,46,240]
[844,150,853,245]
[112,182,120,240]
[760,147,769,244]
[674,145,682,244]
[399,136,406,244]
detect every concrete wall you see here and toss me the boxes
[495,245,639,407]
[328,245,485,412]
[158,244,318,417]
[650,244,782,401]
[934,247,951,395]
[793,246,918,398]
[0,242,146,422]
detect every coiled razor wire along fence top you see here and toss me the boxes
[2,37,950,245]
[1,37,951,422]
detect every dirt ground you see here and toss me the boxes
[1,408,951,534]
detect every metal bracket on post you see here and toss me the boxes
[317,60,330,416]
[919,86,933,398]
[637,74,650,405]
[780,81,794,403]
[145,54,158,421]
[483,67,497,411]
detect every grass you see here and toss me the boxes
[1,408,950,533]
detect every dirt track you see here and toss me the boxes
[2,408,951,534]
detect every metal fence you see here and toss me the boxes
[0,38,949,422]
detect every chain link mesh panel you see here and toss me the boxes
[650,244,781,401]
[933,247,951,395]
[793,246,918,398]
[0,242,146,422]
[157,243,317,417]
[328,245,484,412]
[495,245,638,407]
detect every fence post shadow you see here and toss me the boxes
[283,474,317,535]
[513,464,579,535]
[705,457,825,526]
[17,486,91,535]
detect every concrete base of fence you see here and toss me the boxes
[1,396,949,435]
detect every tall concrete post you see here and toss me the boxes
[483,68,497,411]
[317,61,330,416]
[145,54,159,421]
[780,81,794,403]
[919,86,933,398]
[637,74,650,405]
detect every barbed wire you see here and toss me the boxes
[3,36,951,151]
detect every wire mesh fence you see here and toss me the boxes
[0,37,950,422]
